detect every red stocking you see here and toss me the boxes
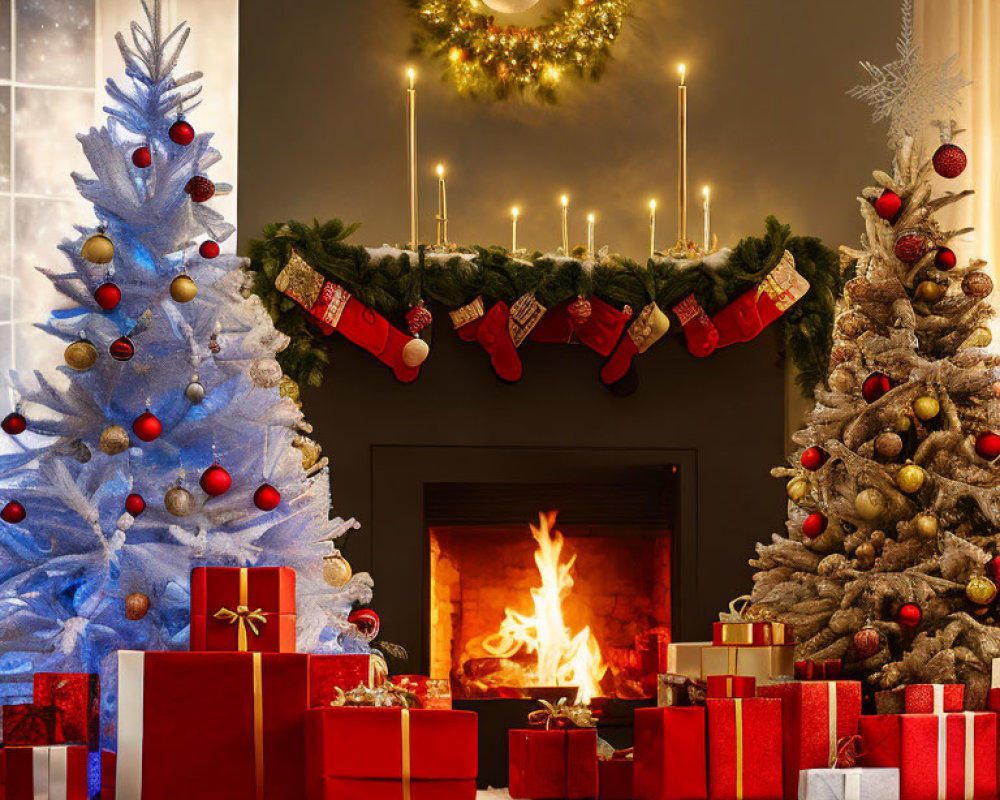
[476,294,546,382]
[574,297,631,357]
[449,296,485,342]
[672,294,719,357]
[600,302,670,387]
[756,250,810,327]
[711,291,762,349]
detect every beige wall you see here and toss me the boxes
[237,0,904,442]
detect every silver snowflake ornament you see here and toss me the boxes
[848,0,969,144]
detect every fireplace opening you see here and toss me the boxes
[425,474,675,702]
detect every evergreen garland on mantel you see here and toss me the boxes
[246,216,847,395]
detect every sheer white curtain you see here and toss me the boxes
[914,0,1000,329]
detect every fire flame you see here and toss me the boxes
[480,511,606,703]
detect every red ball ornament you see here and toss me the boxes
[975,431,1000,461]
[125,493,146,516]
[110,336,135,361]
[852,626,882,660]
[934,247,957,272]
[873,190,902,221]
[185,176,215,203]
[802,512,828,539]
[2,412,26,435]
[253,483,281,511]
[94,282,122,311]
[200,463,232,497]
[933,143,967,179]
[897,603,922,628]
[1,500,25,524]
[895,233,927,264]
[199,240,220,259]
[131,146,152,168]
[348,608,381,640]
[862,372,892,403]
[800,446,829,471]
[132,411,162,442]
[168,119,195,146]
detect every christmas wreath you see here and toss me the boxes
[246,216,847,395]
[408,0,631,102]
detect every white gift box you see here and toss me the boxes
[798,768,899,800]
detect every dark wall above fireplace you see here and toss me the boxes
[301,317,787,663]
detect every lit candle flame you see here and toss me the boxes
[703,185,709,199]
[678,63,686,86]
[436,163,445,178]
[649,199,657,210]
[560,194,569,207]
[587,213,595,223]
[407,68,415,89]
[512,206,519,218]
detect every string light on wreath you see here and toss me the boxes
[411,0,631,101]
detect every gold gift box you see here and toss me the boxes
[700,644,795,685]
[665,641,711,680]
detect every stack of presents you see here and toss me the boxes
[3,571,1000,800]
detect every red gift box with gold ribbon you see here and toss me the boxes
[508,727,598,799]
[706,675,756,699]
[32,673,100,750]
[757,681,861,800]
[305,706,478,800]
[1,746,89,800]
[189,566,296,653]
[115,650,309,800]
[634,706,708,800]
[706,697,783,800]
[309,654,386,707]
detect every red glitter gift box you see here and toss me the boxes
[858,714,901,768]
[189,566,296,653]
[757,681,861,800]
[1,704,61,747]
[2,746,89,800]
[32,673,100,749]
[508,727,597,799]
[903,683,964,714]
[115,649,310,800]
[393,675,453,710]
[900,712,996,800]
[306,707,478,800]
[706,697,783,800]
[634,706,707,800]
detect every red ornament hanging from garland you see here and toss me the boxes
[800,446,829,472]
[125,493,146,516]
[2,412,26,435]
[110,336,135,361]
[873,190,902,221]
[934,247,957,272]
[975,431,1000,461]
[1,500,25,524]
[185,176,215,203]
[94,282,122,311]
[132,411,162,442]
[862,372,892,403]
[169,119,195,146]
[897,603,922,628]
[802,512,827,539]
[405,301,433,336]
[199,240,220,259]
[894,233,928,264]
[131,146,152,168]
[253,483,281,511]
[200,463,232,497]
[568,295,593,326]
[932,143,967,179]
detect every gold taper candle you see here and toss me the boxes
[406,69,418,249]
[702,186,711,253]
[677,64,687,247]
[649,199,657,258]
[436,164,448,246]
[587,213,595,257]
[560,194,569,254]
[511,206,519,252]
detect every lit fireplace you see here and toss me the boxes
[427,481,674,702]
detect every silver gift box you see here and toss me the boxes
[798,768,899,800]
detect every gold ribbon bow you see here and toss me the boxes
[214,605,267,652]
[718,595,753,623]
[527,698,598,730]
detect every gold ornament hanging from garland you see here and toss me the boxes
[409,0,631,102]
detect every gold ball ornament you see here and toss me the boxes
[896,463,926,494]
[99,425,130,455]
[895,413,913,433]
[323,552,353,587]
[250,358,283,388]
[913,395,940,421]
[125,592,151,620]
[962,327,993,349]
[915,281,945,302]
[81,233,114,264]
[966,576,998,606]
[164,486,194,517]
[915,514,938,539]
[169,274,198,303]
[786,478,809,503]
[402,338,430,368]
[855,489,886,521]
[64,340,98,371]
